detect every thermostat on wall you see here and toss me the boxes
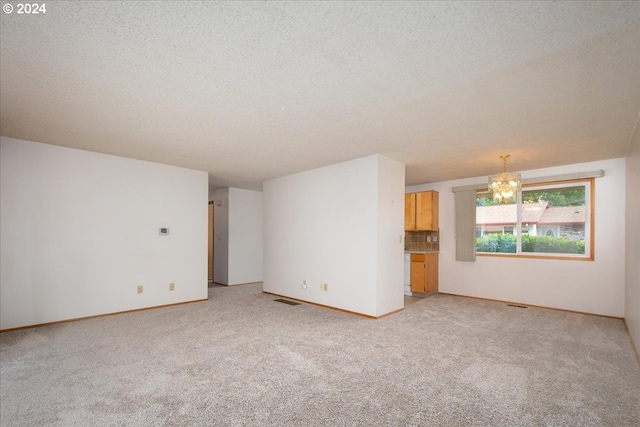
[159,228,169,235]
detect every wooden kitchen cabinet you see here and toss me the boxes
[410,252,438,294]
[404,191,439,231]
[404,193,417,230]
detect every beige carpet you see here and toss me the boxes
[1,283,639,426]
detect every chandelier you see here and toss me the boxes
[488,154,521,204]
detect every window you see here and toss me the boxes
[475,179,593,259]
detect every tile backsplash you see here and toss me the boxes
[405,230,440,252]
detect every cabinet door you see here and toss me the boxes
[431,191,439,230]
[424,253,439,293]
[404,193,416,231]
[410,253,426,293]
[416,191,439,231]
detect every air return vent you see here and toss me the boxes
[507,304,527,309]
[274,299,301,306]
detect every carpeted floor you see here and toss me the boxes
[1,283,639,426]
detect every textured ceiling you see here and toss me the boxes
[1,1,639,191]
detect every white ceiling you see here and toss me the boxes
[1,1,639,191]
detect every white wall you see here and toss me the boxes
[407,158,626,317]
[626,118,640,355]
[0,137,208,330]
[376,156,406,315]
[263,154,405,317]
[211,187,263,285]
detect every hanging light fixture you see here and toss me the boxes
[488,154,521,204]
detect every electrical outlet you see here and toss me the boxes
[427,236,431,242]
[137,285,143,294]
[169,282,175,291]
[433,235,438,242]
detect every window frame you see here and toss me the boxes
[475,178,594,261]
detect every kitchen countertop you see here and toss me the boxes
[405,250,439,254]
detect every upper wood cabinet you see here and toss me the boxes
[404,193,417,230]
[405,191,439,231]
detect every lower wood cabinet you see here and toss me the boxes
[410,252,438,294]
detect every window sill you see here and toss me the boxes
[476,253,593,261]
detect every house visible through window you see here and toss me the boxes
[475,180,593,259]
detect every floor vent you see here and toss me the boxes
[274,298,301,306]
[507,304,528,309]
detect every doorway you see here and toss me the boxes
[208,201,214,281]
